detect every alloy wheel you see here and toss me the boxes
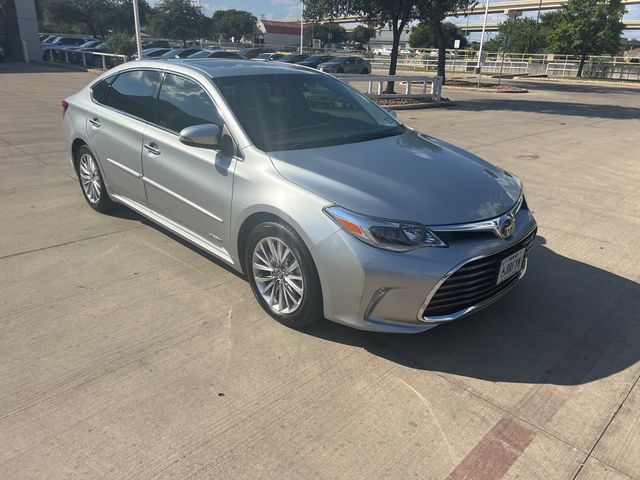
[78,153,101,204]
[252,237,304,314]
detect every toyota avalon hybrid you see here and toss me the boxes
[62,59,537,333]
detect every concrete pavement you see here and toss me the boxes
[0,63,639,479]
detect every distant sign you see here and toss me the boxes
[454,39,461,49]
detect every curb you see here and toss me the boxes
[444,85,529,93]
[383,101,455,110]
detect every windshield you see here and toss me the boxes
[213,73,404,152]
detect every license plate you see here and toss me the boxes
[497,249,526,285]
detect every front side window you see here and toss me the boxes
[106,70,160,122]
[213,73,403,152]
[156,73,220,133]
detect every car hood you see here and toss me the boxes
[267,129,522,225]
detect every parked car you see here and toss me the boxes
[238,47,275,59]
[297,55,335,68]
[254,52,285,62]
[159,48,202,59]
[0,44,4,63]
[142,40,170,49]
[277,54,309,63]
[187,50,244,59]
[62,59,537,333]
[42,36,94,61]
[317,56,371,74]
[68,40,104,51]
[132,48,172,60]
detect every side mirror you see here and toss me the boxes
[179,123,222,149]
[382,107,397,118]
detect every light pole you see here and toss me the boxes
[476,0,491,69]
[132,0,143,60]
[300,0,304,53]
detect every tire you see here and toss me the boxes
[336,67,344,73]
[360,68,369,74]
[75,145,116,213]
[245,221,323,328]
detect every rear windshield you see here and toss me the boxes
[213,73,403,152]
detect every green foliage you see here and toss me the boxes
[415,0,476,82]
[304,22,347,45]
[484,17,545,53]
[211,9,257,41]
[546,0,624,55]
[409,22,467,49]
[105,32,135,56]
[348,25,376,44]
[149,0,211,45]
[38,0,151,37]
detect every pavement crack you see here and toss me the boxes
[570,372,640,480]
[0,225,142,261]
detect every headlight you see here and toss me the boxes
[324,206,447,252]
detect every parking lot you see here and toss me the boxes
[1,63,639,479]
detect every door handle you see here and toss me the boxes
[89,117,101,128]
[144,142,161,156]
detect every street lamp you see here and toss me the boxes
[476,0,491,69]
[300,0,304,53]
[132,0,143,60]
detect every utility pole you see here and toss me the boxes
[132,0,143,60]
[476,0,491,70]
[300,0,304,53]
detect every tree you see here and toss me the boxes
[415,0,475,83]
[409,22,467,49]
[38,0,152,37]
[484,17,545,53]
[211,9,257,42]
[304,22,347,46]
[349,25,376,44]
[39,0,114,37]
[546,0,625,76]
[305,0,419,93]
[149,0,210,47]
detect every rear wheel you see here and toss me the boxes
[245,222,323,328]
[361,67,369,74]
[75,145,115,213]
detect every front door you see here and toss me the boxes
[141,72,236,258]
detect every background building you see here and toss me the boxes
[256,19,302,46]
[1,0,39,62]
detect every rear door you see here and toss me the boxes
[141,72,237,255]
[87,69,160,207]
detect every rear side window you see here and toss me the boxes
[106,70,160,122]
[155,73,220,132]
[91,75,116,104]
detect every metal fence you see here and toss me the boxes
[334,74,443,101]
[44,47,128,69]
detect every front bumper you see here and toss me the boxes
[310,208,537,333]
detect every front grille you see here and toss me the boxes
[424,229,537,318]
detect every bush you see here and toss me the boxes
[107,33,136,57]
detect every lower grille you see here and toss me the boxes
[424,229,537,318]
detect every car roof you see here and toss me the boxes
[116,58,322,79]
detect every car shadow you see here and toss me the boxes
[301,235,640,386]
[104,205,639,386]
[450,98,640,120]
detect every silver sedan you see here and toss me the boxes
[62,59,537,333]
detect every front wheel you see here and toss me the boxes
[360,68,369,74]
[245,222,323,328]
